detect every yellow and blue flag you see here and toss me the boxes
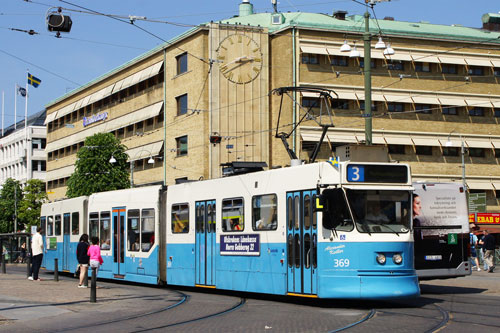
[27,73,41,88]
[327,156,339,168]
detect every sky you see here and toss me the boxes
[1,0,499,130]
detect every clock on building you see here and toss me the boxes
[217,34,262,84]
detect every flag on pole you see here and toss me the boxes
[27,73,41,88]
[17,85,27,97]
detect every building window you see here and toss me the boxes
[441,64,457,74]
[416,146,432,156]
[176,53,188,75]
[443,147,459,156]
[302,53,319,64]
[175,177,189,184]
[494,109,500,117]
[415,104,432,114]
[388,145,405,154]
[442,106,458,115]
[330,56,348,66]
[469,107,484,117]
[176,94,188,116]
[176,135,188,156]
[468,66,484,76]
[332,99,349,109]
[360,101,377,111]
[415,62,430,72]
[387,60,404,71]
[495,149,500,158]
[469,148,485,158]
[301,97,320,109]
[359,59,375,68]
[388,103,404,112]
[494,68,500,77]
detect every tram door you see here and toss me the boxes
[63,213,71,271]
[286,190,318,295]
[195,200,216,286]
[112,207,126,277]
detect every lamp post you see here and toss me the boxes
[109,151,134,188]
[446,133,466,190]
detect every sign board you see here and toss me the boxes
[47,237,57,250]
[469,213,476,223]
[468,193,486,213]
[448,233,458,245]
[220,234,260,256]
[476,213,500,225]
[31,226,37,235]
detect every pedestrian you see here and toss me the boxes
[20,242,27,263]
[76,234,90,288]
[480,230,496,273]
[29,226,44,281]
[87,236,103,275]
[470,232,480,271]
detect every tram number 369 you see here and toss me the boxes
[334,259,350,268]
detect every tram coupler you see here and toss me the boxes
[54,258,59,282]
[90,267,97,303]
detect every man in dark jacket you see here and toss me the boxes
[480,230,496,273]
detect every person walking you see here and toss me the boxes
[76,234,90,288]
[87,236,103,275]
[480,230,496,273]
[29,227,44,281]
[470,232,481,271]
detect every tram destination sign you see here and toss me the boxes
[220,234,260,256]
[347,164,408,183]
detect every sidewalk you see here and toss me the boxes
[0,264,176,332]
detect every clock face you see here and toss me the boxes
[217,34,262,84]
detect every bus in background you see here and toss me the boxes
[413,182,471,279]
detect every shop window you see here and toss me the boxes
[416,146,432,156]
[252,194,278,231]
[176,135,188,156]
[415,62,430,72]
[176,53,188,75]
[172,203,189,233]
[222,198,244,232]
[388,145,405,154]
[176,94,188,116]
[302,53,319,64]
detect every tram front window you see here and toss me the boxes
[346,190,410,234]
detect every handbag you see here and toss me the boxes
[74,264,81,277]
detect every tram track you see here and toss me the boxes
[327,309,376,333]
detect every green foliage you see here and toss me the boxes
[66,132,130,198]
[18,179,48,231]
[0,178,23,233]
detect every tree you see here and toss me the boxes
[0,178,23,233]
[66,132,129,198]
[18,179,48,231]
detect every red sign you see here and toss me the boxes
[476,213,500,224]
[469,214,476,223]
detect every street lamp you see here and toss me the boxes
[109,150,134,188]
[339,0,393,145]
[445,132,467,190]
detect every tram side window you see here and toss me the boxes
[100,212,111,250]
[222,198,244,232]
[47,216,54,236]
[141,209,155,251]
[172,204,189,233]
[55,214,62,236]
[89,213,99,239]
[40,217,46,235]
[63,214,70,235]
[252,194,277,231]
[128,210,140,252]
[71,212,79,235]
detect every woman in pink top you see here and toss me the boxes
[87,236,104,274]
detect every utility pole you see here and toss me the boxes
[363,7,372,145]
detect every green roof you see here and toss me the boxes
[219,12,500,43]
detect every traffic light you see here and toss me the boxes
[209,135,222,145]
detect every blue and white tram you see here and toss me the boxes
[41,196,88,272]
[41,161,420,299]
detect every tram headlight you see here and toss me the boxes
[376,253,386,265]
[393,254,403,265]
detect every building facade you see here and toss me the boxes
[0,110,47,188]
[45,1,500,212]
